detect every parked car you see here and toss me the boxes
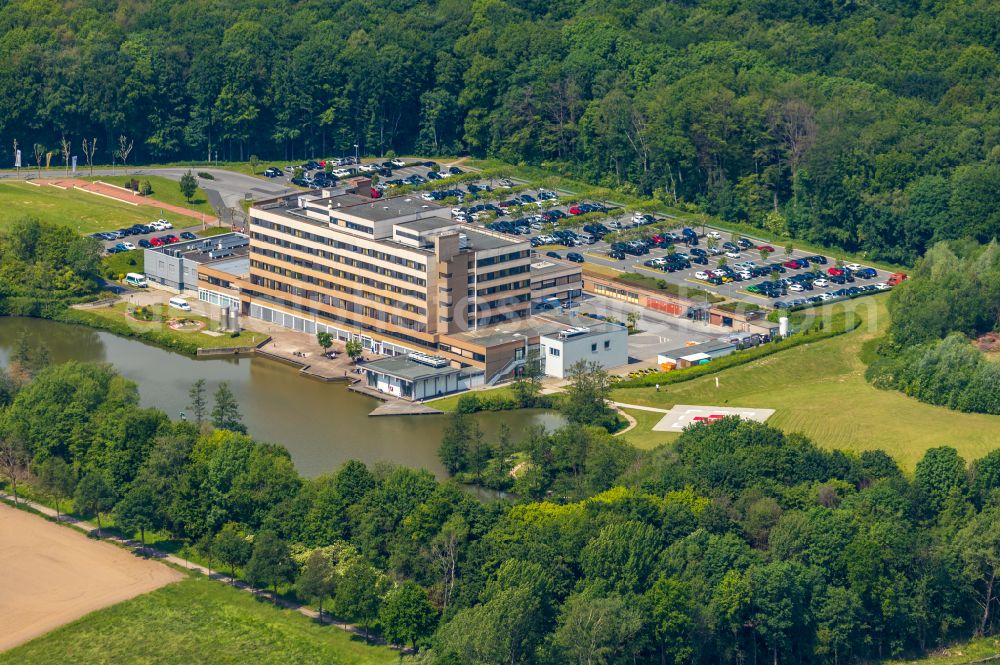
[138,239,153,248]
[179,231,197,240]
[827,267,844,276]
[390,158,406,168]
[263,167,283,177]
[565,252,584,263]
[607,249,625,260]
[546,251,562,259]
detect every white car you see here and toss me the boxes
[813,278,829,287]
[451,208,464,216]
[738,270,752,280]
[332,168,351,178]
[788,284,804,292]
[695,271,710,281]
[725,250,741,258]
[358,164,376,173]
[874,282,890,290]
[121,242,136,251]
[707,231,722,239]
[845,263,862,271]
[818,292,833,301]
[158,219,173,229]
[390,158,406,168]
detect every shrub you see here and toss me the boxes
[454,394,481,413]
[197,172,214,180]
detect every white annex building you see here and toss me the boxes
[539,321,628,378]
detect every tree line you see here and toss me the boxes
[0,0,997,262]
[867,240,1000,414]
[3,359,1000,662]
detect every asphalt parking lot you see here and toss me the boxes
[95,221,204,252]
[423,177,893,310]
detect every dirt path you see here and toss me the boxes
[0,502,182,651]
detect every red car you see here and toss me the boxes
[784,260,800,269]
[568,205,583,215]
[162,235,180,244]
[370,188,382,198]
[757,245,775,252]
[651,234,665,244]
[827,267,844,276]
[149,237,165,246]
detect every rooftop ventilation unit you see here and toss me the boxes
[558,326,591,339]
[408,352,450,368]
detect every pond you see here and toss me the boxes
[0,317,565,477]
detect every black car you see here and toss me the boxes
[180,231,197,240]
[566,252,584,263]
[448,166,463,175]
[607,249,625,260]
[138,239,153,248]
[546,251,562,259]
[263,167,282,177]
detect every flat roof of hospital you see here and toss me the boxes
[206,256,250,277]
[310,193,448,222]
[443,313,620,348]
[364,355,461,381]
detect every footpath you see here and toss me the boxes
[0,491,401,651]
[37,178,219,224]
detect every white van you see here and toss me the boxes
[168,297,191,312]
[124,273,147,288]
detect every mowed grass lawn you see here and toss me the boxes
[0,182,197,234]
[617,408,679,450]
[85,175,215,216]
[76,302,266,350]
[611,295,1000,469]
[0,577,401,665]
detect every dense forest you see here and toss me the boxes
[3,359,1000,664]
[1,0,998,261]
[866,240,1000,414]
[0,218,102,315]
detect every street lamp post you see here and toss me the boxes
[353,144,359,165]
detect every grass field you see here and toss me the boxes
[611,296,1000,469]
[618,408,679,450]
[0,577,400,665]
[84,175,214,216]
[75,302,265,350]
[0,182,198,234]
[102,250,144,278]
[888,636,1000,665]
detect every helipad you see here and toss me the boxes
[653,404,776,432]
